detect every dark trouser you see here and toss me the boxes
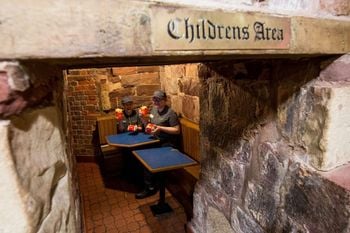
[122,148,143,183]
[142,141,176,190]
[144,169,158,189]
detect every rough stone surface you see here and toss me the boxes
[200,61,272,150]
[320,54,350,81]
[207,206,234,233]
[161,64,201,123]
[191,183,208,233]
[180,64,201,96]
[112,67,138,76]
[191,58,350,233]
[278,81,350,170]
[169,94,183,115]
[0,62,30,91]
[182,95,200,123]
[0,107,78,233]
[219,157,246,200]
[120,72,159,87]
[246,183,279,231]
[283,163,350,233]
[162,65,183,95]
[321,163,350,190]
[0,120,28,232]
[0,0,349,61]
[230,207,264,233]
[0,62,59,118]
[135,84,161,96]
[320,0,350,16]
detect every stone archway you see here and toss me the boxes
[0,1,350,233]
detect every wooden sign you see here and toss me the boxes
[152,8,291,51]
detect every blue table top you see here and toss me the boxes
[106,132,159,147]
[132,147,197,173]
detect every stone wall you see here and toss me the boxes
[161,0,349,17]
[160,64,201,123]
[0,62,80,233]
[65,66,161,157]
[189,55,350,233]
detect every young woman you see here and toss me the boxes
[136,90,181,199]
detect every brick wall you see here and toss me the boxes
[65,69,103,157]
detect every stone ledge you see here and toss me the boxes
[0,0,349,62]
[320,163,350,191]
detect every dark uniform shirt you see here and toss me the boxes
[118,110,141,133]
[150,105,179,147]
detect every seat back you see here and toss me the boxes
[96,115,117,145]
[180,118,200,162]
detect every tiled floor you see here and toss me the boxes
[77,163,187,233]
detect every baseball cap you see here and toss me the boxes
[152,90,166,100]
[121,96,133,104]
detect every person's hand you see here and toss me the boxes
[151,125,161,135]
[140,115,150,125]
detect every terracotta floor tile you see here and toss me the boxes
[94,225,106,233]
[92,219,104,227]
[103,216,115,225]
[78,163,187,233]
[92,213,103,221]
[115,218,127,227]
[134,213,145,222]
[127,222,140,231]
[140,225,153,233]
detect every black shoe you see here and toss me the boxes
[135,187,158,199]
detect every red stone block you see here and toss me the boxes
[112,67,138,76]
[137,66,160,73]
[321,163,350,191]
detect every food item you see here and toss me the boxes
[115,108,124,121]
[145,123,156,134]
[139,106,149,117]
[127,125,142,132]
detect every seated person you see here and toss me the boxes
[116,96,141,133]
[136,90,181,199]
[116,96,143,180]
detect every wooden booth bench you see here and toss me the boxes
[95,115,124,177]
[165,117,201,219]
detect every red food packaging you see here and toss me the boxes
[145,123,156,134]
[115,108,124,121]
[127,125,138,132]
[127,125,142,132]
[139,106,149,117]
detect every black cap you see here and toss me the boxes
[153,90,166,99]
[121,96,133,104]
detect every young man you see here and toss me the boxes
[135,90,181,199]
[117,96,141,133]
[116,96,143,180]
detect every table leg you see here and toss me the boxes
[150,173,173,216]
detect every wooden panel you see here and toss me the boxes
[180,118,200,162]
[184,166,200,180]
[97,115,117,145]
